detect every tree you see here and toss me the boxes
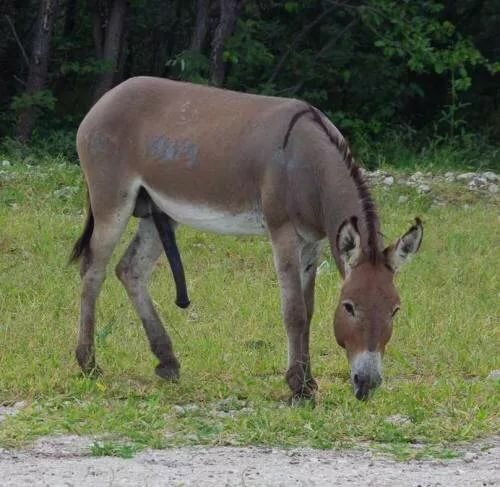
[16,0,57,142]
[92,0,128,102]
[210,0,245,86]
[191,0,210,51]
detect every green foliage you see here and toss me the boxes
[0,0,498,162]
[166,50,210,84]
[59,59,115,76]
[10,90,56,113]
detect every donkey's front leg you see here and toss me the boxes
[270,224,317,400]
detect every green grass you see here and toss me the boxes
[0,158,498,460]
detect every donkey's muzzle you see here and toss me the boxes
[350,351,383,400]
[353,371,382,400]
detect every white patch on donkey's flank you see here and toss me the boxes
[144,186,267,235]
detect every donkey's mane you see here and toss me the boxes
[283,105,380,263]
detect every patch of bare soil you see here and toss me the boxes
[1,435,498,486]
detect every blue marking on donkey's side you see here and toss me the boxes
[148,135,199,168]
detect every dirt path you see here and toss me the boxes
[1,435,498,486]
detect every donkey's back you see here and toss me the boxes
[77,76,306,234]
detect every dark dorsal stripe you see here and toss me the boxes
[283,105,380,264]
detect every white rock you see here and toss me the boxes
[483,171,498,182]
[468,177,487,189]
[463,452,478,463]
[488,184,498,194]
[417,184,431,194]
[385,414,411,426]
[398,195,409,204]
[383,176,394,186]
[457,172,476,181]
[2,160,10,167]
[487,370,500,380]
[444,171,455,178]
[172,405,185,415]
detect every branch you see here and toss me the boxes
[267,5,335,85]
[270,17,358,97]
[315,18,357,59]
[4,15,30,68]
[13,75,27,86]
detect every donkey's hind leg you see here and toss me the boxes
[76,203,133,376]
[116,216,180,380]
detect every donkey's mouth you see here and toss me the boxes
[352,378,382,400]
[350,351,383,400]
[353,381,375,401]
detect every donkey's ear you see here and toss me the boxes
[337,216,362,276]
[385,218,423,272]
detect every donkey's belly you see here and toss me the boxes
[145,186,266,235]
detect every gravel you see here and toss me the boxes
[0,435,498,486]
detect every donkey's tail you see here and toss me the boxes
[69,195,94,263]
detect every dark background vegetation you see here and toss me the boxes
[1,0,499,169]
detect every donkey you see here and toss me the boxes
[71,76,422,401]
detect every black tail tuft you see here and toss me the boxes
[69,203,94,263]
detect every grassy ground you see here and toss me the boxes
[0,158,498,460]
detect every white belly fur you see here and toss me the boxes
[145,186,266,235]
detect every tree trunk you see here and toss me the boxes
[210,0,244,86]
[63,0,78,37]
[93,0,127,103]
[17,0,57,143]
[191,0,210,51]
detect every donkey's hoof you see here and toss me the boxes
[155,361,180,381]
[288,392,317,408]
[83,364,103,378]
[76,345,102,378]
[288,380,318,407]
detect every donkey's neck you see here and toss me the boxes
[315,142,382,274]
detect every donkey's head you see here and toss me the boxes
[333,217,423,400]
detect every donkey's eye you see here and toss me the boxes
[392,306,400,317]
[342,301,356,317]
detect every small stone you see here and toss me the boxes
[457,172,477,181]
[398,195,409,204]
[463,204,471,210]
[386,414,412,426]
[457,172,476,181]
[483,171,498,182]
[445,171,455,178]
[487,370,500,380]
[417,184,431,194]
[383,176,394,186]
[413,171,423,178]
[184,403,200,413]
[2,160,10,167]
[468,177,488,190]
[463,452,478,463]
[488,184,498,194]
[172,405,185,415]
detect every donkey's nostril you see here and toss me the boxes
[354,374,359,385]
